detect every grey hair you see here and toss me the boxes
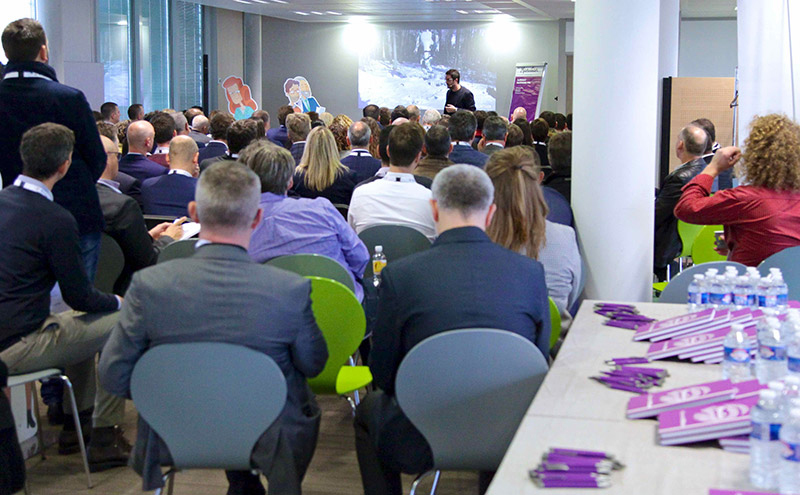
[679,124,709,156]
[431,164,494,215]
[195,161,261,231]
[192,115,209,132]
[482,116,508,141]
[347,121,371,147]
[422,109,441,126]
[171,112,188,132]
[238,140,295,194]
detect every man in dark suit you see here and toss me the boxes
[197,112,234,163]
[531,118,551,176]
[480,115,507,157]
[287,113,311,165]
[342,121,382,183]
[199,119,259,173]
[188,114,210,147]
[692,117,732,191]
[542,131,572,202]
[99,161,328,495]
[447,110,488,168]
[147,113,177,168]
[354,165,550,495]
[118,120,167,181]
[142,136,199,217]
[96,122,143,206]
[267,105,293,148]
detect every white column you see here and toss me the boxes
[657,0,680,180]
[243,13,263,108]
[36,0,64,78]
[572,0,665,302]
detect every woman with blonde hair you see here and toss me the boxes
[291,125,357,205]
[485,146,582,333]
[676,113,800,266]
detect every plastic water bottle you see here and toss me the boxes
[760,277,779,309]
[734,276,753,310]
[755,318,788,384]
[781,377,800,416]
[779,408,800,494]
[748,268,763,308]
[709,276,731,308]
[723,324,753,382]
[687,274,706,312]
[751,389,783,489]
[774,274,789,313]
[789,331,800,378]
[371,245,387,288]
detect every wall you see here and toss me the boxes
[214,8,244,112]
[678,19,737,77]
[259,18,561,119]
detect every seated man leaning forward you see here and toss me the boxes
[241,140,370,301]
[98,161,328,495]
[0,123,127,471]
[354,165,551,495]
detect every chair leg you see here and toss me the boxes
[409,470,437,495]
[344,395,357,416]
[429,470,441,495]
[61,376,92,489]
[23,478,31,495]
[166,470,176,495]
[31,383,46,460]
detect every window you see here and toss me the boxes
[97,0,131,112]
[136,0,170,111]
[0,1,37,65]
[171,0,203,112]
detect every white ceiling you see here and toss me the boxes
[190,0,736,23]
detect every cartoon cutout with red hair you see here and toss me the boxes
[283,76,324,114]
[222,76,258,120]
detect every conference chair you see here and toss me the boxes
[672,220,706,279]
[358,224,432,279]
[306,277,372,412]
[266,253,356,294]
[93,233,125,294]
[8,369,93,491]
[143,214,178,231]
[332,203,349,219]
[130,343,287,495]
[548,297,561,350]
[656,261,747,304]
[395,328,549,495]
[690,225,726,265]
[157,239,198,263]
[760,245,800,301]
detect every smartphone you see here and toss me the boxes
[713,230,725,250]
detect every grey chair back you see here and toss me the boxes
[157,239,198,263]
[760,246,800,301]
[657,261,747,303]
[94,233,124,293]
[143,214,178,231]
[395,328,548,471]
[358,224,431,278]
[130,342,287,470]
[266,253,356,294]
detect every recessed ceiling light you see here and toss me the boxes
[326,11,342,15]
[233,0,252,4]
[116,20,128,25]
[456,10,468,14]
[271,0,287,3]
[294,11,309,15]
[310,10,323,15]
[251,0,269,3]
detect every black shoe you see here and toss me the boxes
[87,426,131,472]
[47,403,66,426]
[58,423,91,455]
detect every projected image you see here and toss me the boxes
[358,27,497,112]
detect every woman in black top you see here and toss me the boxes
[292,126,357,205]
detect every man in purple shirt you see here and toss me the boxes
[240,140,369,301]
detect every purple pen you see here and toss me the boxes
[543,455,613,468]
[607,357,650,365]
[533,472,603,481]
[605,320,642,330]
[540,461,611,473]
[618,366,668,377]
[532,478,612,488]
[550,447,608,458]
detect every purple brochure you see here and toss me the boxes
[633,309,714,341]
[658,396,758,439]
[659,425,753,446]
[626,379,736,419]
[649,309,741,342]
[678,326,757,359]
[731,379,767,399]
[709,490,779,495]
[647,326,737,360]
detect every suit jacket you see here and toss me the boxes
[448,143,488,168]
[199,154,235,173]
[413,156,453,181]
[341,150,382,184]
[482,143,505,157]
[0,61,106,236]
[96,182,172,294]
[118,153,168,182]
[543,172,571,203]
[543,186,574,227]
[290,142,306,166]
[654,157,706,268]
[140,173,197,217]
[148,153,169,168]
[116,172,142,207]
[98,244,328,490]
[197,141,228,163]
[267,125,290,149]
[188,130,210,146]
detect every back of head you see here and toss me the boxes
[431,164,494,220]
[251,109,270,127]
[483,116,508,141]
[128,103,144,121]
[379,107,391,126]
[379,125,395,166]
[348,120,371,148]
[192,115,209,133]
[388,122,424,167]
[692,117,716,153]
[96,122,117,142]
[196,161,260,233]
[299,126,343,191]
[422,109,441,127]
[548,130,572,173]
[513,118,533,146]
[227,119,260,154]
[425,125,451,157]
[566,113,573,130]
[184,107,203,125]
[448,110,477,142]
[484,146,547,258]
[239,140,294,194]
[391,105,410,122]
[554,113,567,131]
[511,107,527,121]
[505,124,524,148]
[286,113,311,142]
[277,105,294,126]
[171,112,188,134]
[2,18,45,62]
[20,123,75,181]
[100,102,118,121]
[539,111,556,129]
[248,117,266,138]
[531,118,549,142]
[679,124,709,157]
[168,135,199,168]
[319,112,334,127]
[363,104,380,120]
[407,105,420,121]
[329,121,350,152]
[742,113,800,191]
[306,111,319,123]
[151,113,176,144]
[474,110,488,131]
[126,120,155,151]
[209,113,235,140]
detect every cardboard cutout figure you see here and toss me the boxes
[284,76,325,114]
[222,76,258,120]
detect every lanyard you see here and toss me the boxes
[3,71,53,81]
[14,176,53,201]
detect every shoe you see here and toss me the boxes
[47,403,66,426]
[87,426,131,472]
[58,422,91,455]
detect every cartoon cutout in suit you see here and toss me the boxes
[222,76,258,120]
[283,76,325,114]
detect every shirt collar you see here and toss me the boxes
[383,171,417,183]
[486,142,505,148]
[155,146,170,154]
[14,175,53,201]
[97,178,122,193]
[168,169,193,178]
[3,61,58,82]
[292,141,307,146]
[209,140,228,149]
[347,148,372,158]
[375,167,389,178]
[454,141,473,147]
[260,191,287,203]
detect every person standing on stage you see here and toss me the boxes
[443,69,476,114]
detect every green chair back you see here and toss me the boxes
[690,225,726,264]
[94,233,124,293]
[158,239,198,263]
[306,277,367,394]
[677,221,705,258]
[548,297,561,349]
[266,254,356,294]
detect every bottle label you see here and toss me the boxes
[789,356,800,372]
[758,344,787,361]
[733,293,749,307]
[751,421,781,441]
[782,441,800,462]
[709,292,730,305]
[778,294,789,306]
[372,260,387,275]
[724,346,751,363]
[759,294,778,307]
[688,291,703,305]
[748,294,757,306]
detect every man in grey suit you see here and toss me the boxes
[98,161,328,495]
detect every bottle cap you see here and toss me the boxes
[784,376,800,385]
[770,268,781,274]
[768,381,786,392]
[706,269,719,276]
[694,274,704,280]
[760,389,778,400]
[375,245,383,253]
[767,317,781,328]
[731,323,745,332]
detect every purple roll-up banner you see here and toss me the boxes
[508,63,547,120]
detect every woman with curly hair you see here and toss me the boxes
[292,125,358,205]
[675,114,800,266]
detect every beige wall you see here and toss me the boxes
[214,8,244,114]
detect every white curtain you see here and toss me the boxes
[738,0,800,144]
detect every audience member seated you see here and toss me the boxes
[128,103,144,122]
[341,121,382,183]
[141,135,199,217]
[319,112,334,127]
[96,135,182,294]
[554,113,567,132]
[511,106,527,122]
[189,115,211,146]
[390,105,409,123]
[291,126,358,205]
[354,165,550,495]
[505,123,524,148]
[359,125,394,184]
[199,119,259,172]
[287,113,312,165]
[414,124,453,181]
[118,120,167,181]
[361,116,382,158]
[531,118,551,174]
[421,108,440,131]
[542,130,572,202]
[378,107,391,127]
[267,105,293,148]
[147,113,177,167]
[362,104,380,122]
[485,147,582,333]
[676,114,800,267]
[251,109,271,137]
[98,161,328,495]
[654,123,708,280]
[692,117,731,191]
[243,141,369,301]
[349,123,437,241]
[0,123,127,472]
[513,118,534,147]
[480,115,508,156]
[540,111,557,137]
[97,122,141,204]
[447,110,488,168]
[197,112,234,163]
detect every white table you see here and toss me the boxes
[486,301,756,494]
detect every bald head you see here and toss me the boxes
[99,135,119,180]
[192,115,210,134]
[511,107,527,121]
[347,121,371,148]
[126,120,155,154]
[407,105,420,122]
[167,135,199,175]
[677,124,709,161]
